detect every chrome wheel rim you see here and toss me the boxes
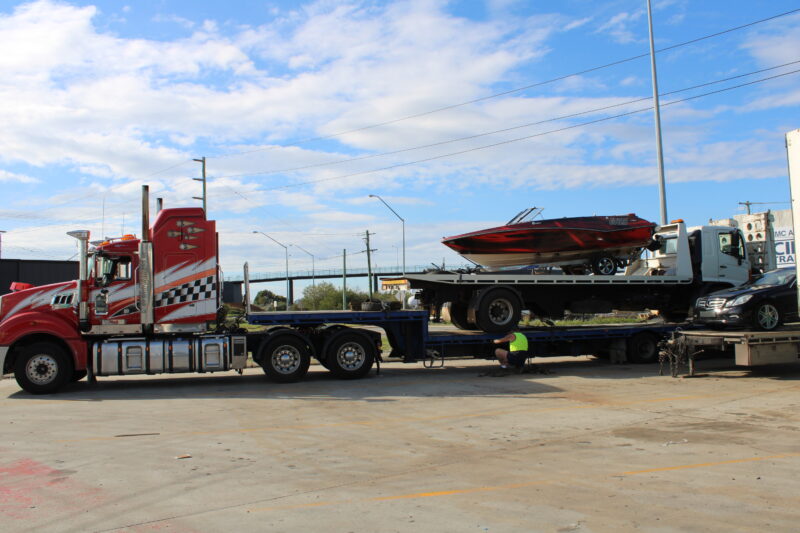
[596,257,616,275]
[757,304,779,330]
[336,342,366,371]
[26,355,58,385]
[488,298,514,326]
[271,345,302,374]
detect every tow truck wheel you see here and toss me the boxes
[14,342,73,394]
[753,303,780,331]
[591,254,617,275]
[626,332,658,364]
[447,301,477,330]
[259,336,311,383]
[326,332,376,379]
[473,288,522,333]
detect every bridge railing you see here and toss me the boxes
[224,264,438,282]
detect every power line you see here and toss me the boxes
[208,7,800,160]
[245,67,800,193]
[212,59,800,180]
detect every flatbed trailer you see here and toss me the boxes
[676,328,800,374]
[246,309,680,379]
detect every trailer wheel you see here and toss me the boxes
[259,336,311,383]
[753,303,780,331]
[591,254,617,275]
[447,301,477,330]
[14,342,73,394]
[326,331,375,379]
[626,333,658,364]
[473,288,521,333]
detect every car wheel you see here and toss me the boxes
[753,303,781,331]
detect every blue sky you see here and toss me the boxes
[0,0,798,297]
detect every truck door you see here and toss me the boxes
[714,229,750,286]
[90,253,140,324]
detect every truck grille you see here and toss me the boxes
[696,297,726,309]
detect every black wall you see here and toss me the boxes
[0,259,79,296]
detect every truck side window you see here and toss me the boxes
[718,232,743,258]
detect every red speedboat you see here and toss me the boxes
[442,208,657,274]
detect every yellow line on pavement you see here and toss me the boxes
[621,453,800,475]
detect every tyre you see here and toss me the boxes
[591,254,617,275]
[14,342,73,394]
[325,331,376,379]
[626,332,658,364]
[753,303,780,331]
[447,301,477,330]
[259,336,311,383]
[473,288,522,333]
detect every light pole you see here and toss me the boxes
[291,244,315,287]
[253,231,290,309]
[369,194,405,276]
[646,0,667,225]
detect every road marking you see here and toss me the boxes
[54,395,707,443]
[248,452,799,513]
[621,452,800,475]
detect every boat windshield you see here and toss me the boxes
[507,207,543,225]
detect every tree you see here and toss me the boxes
[253,289,287,310]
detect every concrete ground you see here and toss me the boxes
[1,356,799,533]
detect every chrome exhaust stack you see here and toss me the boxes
[139,185,154,327]
[66,230,90,328]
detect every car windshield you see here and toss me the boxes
[752,269,795,287]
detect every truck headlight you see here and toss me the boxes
[725,294,752,307]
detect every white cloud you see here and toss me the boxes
[0,169,39,183]
[595,10,644,44]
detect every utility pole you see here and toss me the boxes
[364,230,376,299]
[647,0,668,225]
[342,249,347,310]
[740,201,753,215]
[193,156,207,213]
[0,230,5,259]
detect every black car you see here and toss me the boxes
[694,268,797,331]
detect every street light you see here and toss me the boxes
[291,244,315,287]
[252,231,290,308]
[368,195,405,276]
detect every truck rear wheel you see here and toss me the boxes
[14,342,73,394]
[259,336,311,383]
[473,288,521,333]
[447,301,477,330]
[626,333,658,364]
[325,331,375,379]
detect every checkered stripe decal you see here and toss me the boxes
[155,276,216,307]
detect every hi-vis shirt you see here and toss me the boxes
[510,332,528,352]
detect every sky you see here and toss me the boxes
[0,0,798,298]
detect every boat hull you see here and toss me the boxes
[443,214,656,269]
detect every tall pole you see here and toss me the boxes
[193,156,207,214]
[342,249,347,310]
[252,230,289,309]
[365,230,373,300]
[0,230,5,259]
[369,194,405,276]
[647,0,668,225]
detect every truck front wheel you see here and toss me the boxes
[325,331,376,379]
[14,342,73,394]
[473,288,522,333]
[259,336,311,383]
